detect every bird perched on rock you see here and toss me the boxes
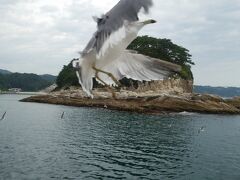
[73,0,181,98]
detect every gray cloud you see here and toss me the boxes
[0,0,239,86]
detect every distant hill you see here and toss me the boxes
[194,86,240,98]
[0,69,12,74]
[40,74,56,83]
[0,69,56,92]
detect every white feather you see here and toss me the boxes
[97,51,179,86]
[73,57,95,97]
[96,23,128,59]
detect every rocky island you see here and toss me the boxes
[21,79,240,115]
[19,36,240,115]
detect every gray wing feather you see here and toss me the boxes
[97,51,182,85]
[82,0,153,56]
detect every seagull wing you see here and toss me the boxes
[81,0,153,58]
[97,51,182,85]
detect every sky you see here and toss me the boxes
[0,0,240,87]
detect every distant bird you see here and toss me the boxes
[0,111,6,121]
[198,126,206,134]
[169,120,174,128]
[73,0,181,98]
[61,112,65,119]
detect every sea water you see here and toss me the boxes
[0,95,240,180]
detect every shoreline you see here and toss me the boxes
[20,90,240,115]
[0,92,47,96]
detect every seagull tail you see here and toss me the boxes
[72,58,95,98]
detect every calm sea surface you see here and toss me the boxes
[0,95,240,180]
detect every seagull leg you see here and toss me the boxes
[94,71,117,99]
[92,66,121,87]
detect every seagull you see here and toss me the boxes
[0,111,6,121]
[198,126,206,134]
[73,0,181,98]
[61,112,65,119]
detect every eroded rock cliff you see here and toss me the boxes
[124,78,193,94]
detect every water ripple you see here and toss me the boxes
[0,95,240,179]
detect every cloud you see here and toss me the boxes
[0,0,239,86]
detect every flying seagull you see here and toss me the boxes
[73,0,181,98]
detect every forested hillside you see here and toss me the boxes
[0,71,56,91]
[0,69,12,75]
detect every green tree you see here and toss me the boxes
[56,60,79,88]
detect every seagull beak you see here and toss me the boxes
[143,19,157,25]
[150,19,157,24]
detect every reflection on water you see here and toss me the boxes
[0,95,240,179]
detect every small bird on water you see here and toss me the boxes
[61,112,65,119]
[0,111,7,121]
[198,126,206,134]
[72,0,181,98]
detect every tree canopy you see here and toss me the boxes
[127,36,194,66]
[56,59,79,88]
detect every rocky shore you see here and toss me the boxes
[20,89,240,115]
